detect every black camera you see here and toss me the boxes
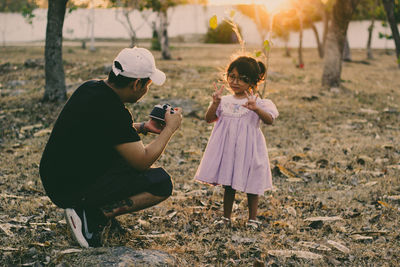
[149,103,175,123]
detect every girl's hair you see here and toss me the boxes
[108,61,150,88]
[227,56,266,87]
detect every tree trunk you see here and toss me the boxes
[285,41,291,57]
[151,21,161,51]
[298,12,304,68]
[298,27,304,68]
[382,0,400,68]
[321,9,330,58]
[123,10,137,48]
[43,0,68,102]
[311,23,323,58]
[366,0,377,59]
[1,14,7,46]
[159,11,171,60]
[322,0,360,88]
[89,5,96,52]
[342,36,352,61]
[366,18,375,59]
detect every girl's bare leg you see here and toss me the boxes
[247,193,259,221]
[223,186,236,219]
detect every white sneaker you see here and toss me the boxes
[64,208,101,248]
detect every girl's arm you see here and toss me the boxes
[253,107,274,125]
[205,102,219,123]
[205,83,224,123]
[242,92,276,125]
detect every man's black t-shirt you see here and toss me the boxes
[39,80,140,207]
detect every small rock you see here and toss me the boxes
[57,246,178,266]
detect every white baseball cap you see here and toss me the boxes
[112,47,166,86]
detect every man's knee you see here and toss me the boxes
[148,177,173,197]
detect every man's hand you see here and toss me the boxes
[144,119,165,134]
[163,107,182,134]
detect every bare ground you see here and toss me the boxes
[0,43,400,266]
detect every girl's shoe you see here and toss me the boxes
[214,216,231,226]
[221,216,231,225]
[246,219,261,229]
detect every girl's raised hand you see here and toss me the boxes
[212,82,224,105]
[242,90,259,111]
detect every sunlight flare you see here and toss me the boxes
[209,0,290,13]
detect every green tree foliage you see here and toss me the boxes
[0,0,38,24]
[205,20,241,44]
[0,0,38,12]
[109,0,147,10]
[353,0,400,20]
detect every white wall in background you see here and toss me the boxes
[0,4,398,49]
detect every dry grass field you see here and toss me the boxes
[1,42,400,266]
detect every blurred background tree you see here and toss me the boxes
[381,0,400,67]
[109,0,152,48]
[322,0,361,88]
[205,20,241,44]
[8,0,397,101]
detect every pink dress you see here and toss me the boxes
[195,95,279,195]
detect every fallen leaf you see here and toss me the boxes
[304,216,343,222]
[138,219,150,228]
[364,181,378,187]
[297,241,331,251]
[34,129,52,137]
[327,240,350,253]
[0,224,13,236]
[29,222,57,227]
[359,108,379,114]
[316,159,328,168]
[0,194,24,199]
[30,241,51,247]
[287,178,303,182]
[167,211,177,218]
[285,206,297,217]
[387,165,400,170]
[59,248,83,255]
[0,247,19,251]
[276,164,298,178]
[232,235,256,244]
[350,231,387,236]
[356,155,373,165]
[0,108,24,114]
[377,200,392,209]
[381,144,394,150]
[268,250,323,260]
[273,221,290,228]
[20,123,43,133]
[138,233,175,238]
[384,195,400,200]
[350,234,373,241]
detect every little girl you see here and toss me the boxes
[195,56,279,228]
